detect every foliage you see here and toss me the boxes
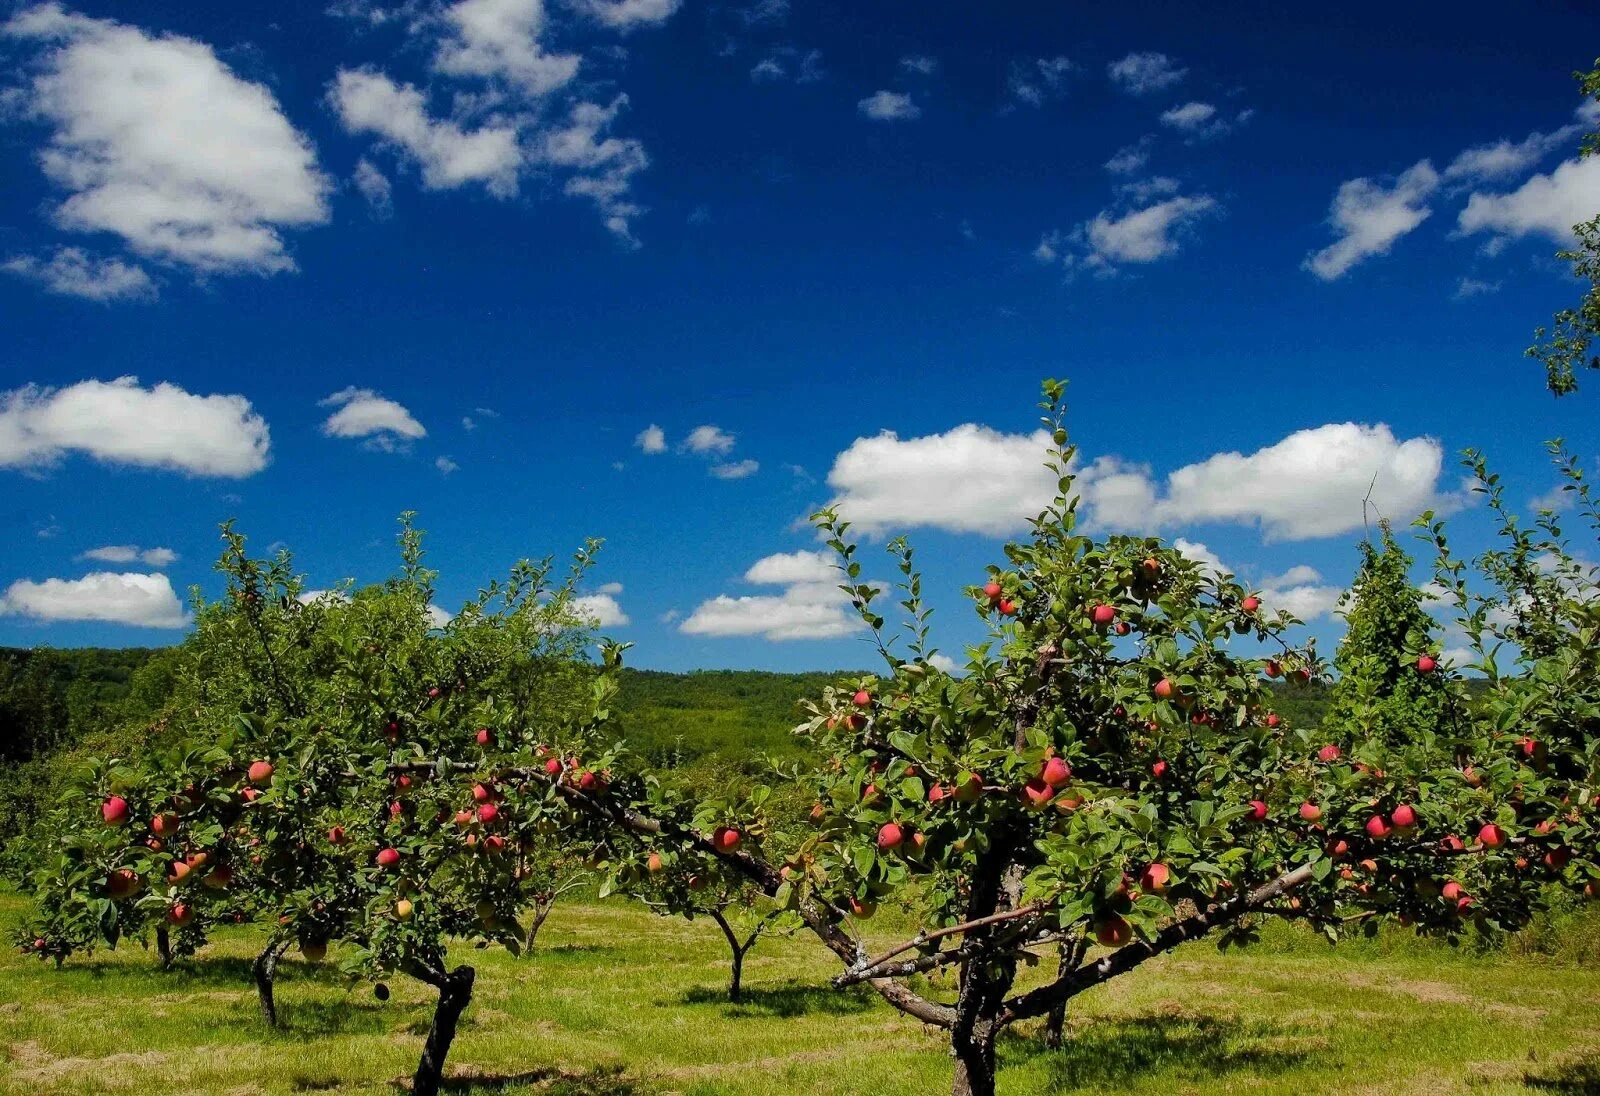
[1528,59,1600,396]
[1324,521,1453,747]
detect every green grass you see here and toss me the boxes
[1,892,1597,1095]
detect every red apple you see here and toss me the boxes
[328,825,347,845]
[247,761,274,786]
[1440,834,1465,852]
[1317,745,1341,763]
[997,598,1017,616]
[852,689,872,708]
[1094,915,1131,947]
[477,803,499,824]
[713,826,742,852]
[1041,757,1072,787]
[1022,778,1054,809]
[1416,654,1437,673]
[1477,823,1507,848]
[1299,802,1323,823]
[454,810,473,827]
[1265,713,1281,729]
[1364,815,1391,839]
[1390,804,1417,829]
[1150,760,1167,779]
[203,865,233,890]
[376,847,401,869]
[1090,604,1116,627]
[544,757,563,776]
[982,581,1003,601]
[1248,800,1269,822]
[167,903,193,927]
[483,834,506,854]
[151,812,178,837]
[101,796,130,826]
[1139,863,1170,894]
[472,783,493,803]
[877,822,905,851]
[954,774,983,802]
[1264,659,1282,679]
[927,783,948,804]
[106,868,140,899]
[646,852,664,874]
[475,728,493,746]
[1154,678,1175,700]
[578,770,603,793]
[809,802,826,823]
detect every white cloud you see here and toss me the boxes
[572,0,681,30]
[1106,51,1186,95]
[319,387,426,451]
[0,570,191,628]
[426,603,454,628]
[680,551,859,640]
[1082,194,1219,266]
[684,424,736,455]
[927,652,959,673]
[1454,276,1501,299]
[858,90,920,122]
[435,455,458,474]
[635,424,667,453]
[710,459,759,480]
[0,376,270,477]
[5,4,329,275]
[353,158,394,219]
[826,425,1056,536]
[1456,155,1600,248]
[537,96,649,245]
[432,0,580,96]
[899,55,937,77]
[1083,422,1448,541]
[3,247,154,301]
[330,68,522,197]
[1009,56,1073,107]
[1443,107,1591,185]
[1174,543,1342,619]
[1159,101,1251,140]
[572,590,630,627]
[1104,137,1152,175]
[79,545,177,567]
[1303,160,1439,281]
[749,47,823,84]
[1173,537,1228,576]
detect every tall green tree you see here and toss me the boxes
[1326,522,1452,747]
[1529,59,1600,395]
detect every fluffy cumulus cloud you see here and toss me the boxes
[1083,422,1448,541]
[318,387,426,451]
[826,425,1056,536]
[571,583,630,627]
[710,459,759,480]
[1456,155,1600,248]
[330,69,523,197]
[1040,193,1218,273]
[353,158,394,219]
[573,0,681,30]
[1104,137,1153,175]
[80,545,177,567]
[0,571,191,628]
[683,425,736,455]
[0,377,270,477]
[432,0,579,96]
[1106,51,1186,95]
[679,550,859,640]
[1173,543,1342,620]
[1159,101,1251,140]
[1303,161,1439,281]
[634,424,667,453]
[537,96,649,244]
[4,4,329,276]
[858,90,920,122]
[2,247,154,301]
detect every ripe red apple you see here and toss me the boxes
[1154,678,1175,700]
[1545,848,1571,870]
[106,868,140,899]
[1390,804,1417,829]
[477,803,499,824]
[646,852,663,874]
[395,774,414,793]
[454,809,473,827]
[982,580,1002,601]
[544,757,563,776]
[1248,800,1269,822]
[927,783,948,804]
[713,826,742,852]
[1139,863,1170,894]
[1090,604,1116,627]
[1364,815,1391,839]
[954,774,983,802]
[809,802,826,822]
[1114,620,1131,636]
[472,783,493,803]
[389,800,405,819]
[1140,557,1160,579]
[1022,778,1054,809]
[1041,757,1071,787]
[1150,760,1167,779]
[151,812,178,837]
[578,770,602,793]
[167,903,193,927]
[1264,659,1282,679]
[428,686,441,698]
[101,796,130,826]
[248,761,274,786]
[862,783,882,804]
[376,848,401,869]
[1416,654,1437,673]
[1265,713,1281,729]
[1440,834,1465,852]
[852,689,872,708]
[877,822,905,851]
[202,865,233,890]
[1094,915,1131,947]
[328,825,347,845]
[1462,766,1484,788]
[483,834,506,854]
[1477,823,1507,848]
[1299,802,1323,823]
[1455,894,1474,914]
[997,598,1017,616]
[1242,596,1261,613]
[1317,745,1341,763]
[476,728,493,746]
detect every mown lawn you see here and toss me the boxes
[1,891,1597,1095]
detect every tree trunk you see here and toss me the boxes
[708,909,746,1003]
[410,964,476,1096]
[253,940,286,1027]
[951,1026,998,1096]
[155,926,172,969]
[1043,939,1078,1048]
[525,900,555,952]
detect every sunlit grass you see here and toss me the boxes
[1,891,1597,1094]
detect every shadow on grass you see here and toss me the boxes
[426,1064,635,1094]
[1527,1053,1600,1094]
[268,998,395,1037]
[676,981,873,1018]
[1008,1011,1314,1088]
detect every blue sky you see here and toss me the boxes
[1,0,1597,671]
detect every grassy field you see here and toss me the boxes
[1,892,1597,1096]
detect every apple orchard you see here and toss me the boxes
[15,383,1600,1096]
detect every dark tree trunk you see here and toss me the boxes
[525,900,555,952]
[708,909,748,1003]
[729,944,745,1003]
[1043,939,1079,1048]
[951,1025,999,1096]
[410,964,476,1096]
[155,926,172,969]
[253,940,287,1027]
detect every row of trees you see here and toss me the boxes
[14,384,1600,1096]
